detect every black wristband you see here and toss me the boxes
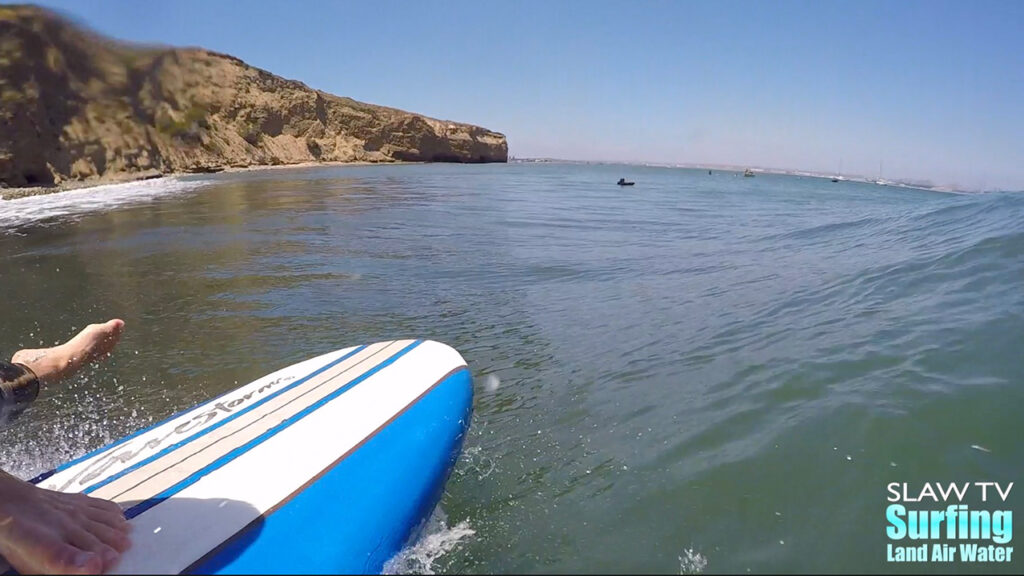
[0,362,41,421]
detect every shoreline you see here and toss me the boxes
[0,160,422,201]
[217,159,422,175]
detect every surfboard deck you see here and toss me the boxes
[30,339,474,574]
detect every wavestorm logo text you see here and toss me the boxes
[886,482,1013,563]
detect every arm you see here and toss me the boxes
[0,320,130,574]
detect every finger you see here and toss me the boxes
[107,319,125,336]
[60,492,126,518]
[46,493,107,518]
[74,493,128,525]
[63,520,120,572]
[34,539,103,576]
[81,503,130,535]
[80,516,130,553]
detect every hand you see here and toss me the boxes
[11,320,125,385]
[0,471,131,574]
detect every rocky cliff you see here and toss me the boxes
[0,5,507,188]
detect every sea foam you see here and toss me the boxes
[382,508,475,575]
[0,177,207,230]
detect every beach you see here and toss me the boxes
[0,160,425,201]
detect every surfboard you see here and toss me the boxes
[29,339,474,574]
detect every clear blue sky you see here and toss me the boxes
[23,0,1024,190]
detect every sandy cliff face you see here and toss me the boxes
[0,5,507,188]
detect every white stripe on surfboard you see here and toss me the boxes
[41,344,373,493]
[110,340,467,575]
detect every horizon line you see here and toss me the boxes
[506,156,1022,194]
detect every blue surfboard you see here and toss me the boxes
[30,340,473,574]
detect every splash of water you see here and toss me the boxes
[482,373,501,393]
[679,548,708,574]
[0,364,152,480]
[458,445,497,481]
[382,508,475,575]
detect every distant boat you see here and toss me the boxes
[743,169,755,177]
[617,178,634,186]
[875,160,887,185]
[832,158,843,182]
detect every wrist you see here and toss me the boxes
[0,362,41,420]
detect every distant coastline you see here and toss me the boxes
[510,157,975,194]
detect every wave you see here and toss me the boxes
[0,177,208,231]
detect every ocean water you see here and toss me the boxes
[0,163,1021,573]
